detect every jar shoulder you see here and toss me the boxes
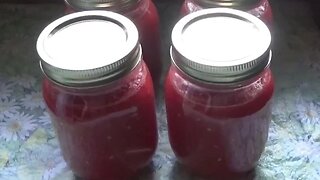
[43,61,153,110]
[126,0,158,20]
[165,65,274,107]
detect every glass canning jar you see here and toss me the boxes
[37,11,158,180]
[165,8,274,177]
[181,0,273,27]
[65,0,162,82]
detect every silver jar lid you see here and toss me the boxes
[171,8,271,83]
[37,11,140,87]
[194,0,260,8]
[65,0,140,11]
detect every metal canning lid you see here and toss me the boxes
[37,11,140,87]
[194,0,260,8]
[65,0,140,11]
[171,8,272,83]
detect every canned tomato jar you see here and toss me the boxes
[37,11,158,180]
[181,0,273,27]
[65,0,162,82]
[165,8,273,177]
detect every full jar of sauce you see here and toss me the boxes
[181,0,273,27]
[65,0,162,82]
[165,8,274,177]
[37,11,158,180]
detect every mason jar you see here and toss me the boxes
[181,0,273,27]
[65,0,162,82]
[37,11,158,179]
[165,8,273,177]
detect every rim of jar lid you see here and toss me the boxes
[170,47,272,84]
[171,8,272,83]
[65,0,141,11]
[37,11,141,88]
[194,0,260,8]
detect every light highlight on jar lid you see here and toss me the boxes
[171,8,272,83]
[37,11,140,87]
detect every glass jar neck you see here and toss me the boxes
[65,0,142,12]
[47,60,144,93]
[193,0,260,9]
[172,63,269,90]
